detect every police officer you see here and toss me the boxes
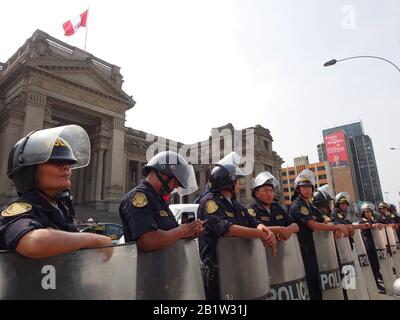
[197,157,276,300]
[0,125,112,258]
[249,171,298,240]
[313,185,335,224]
[289,169,348,300]
[358,202,385,293]
[313,186,350,237]
[389,204,400,237]
[119,151,204,251]
[331,192,355,237]
[377,202,398,229]
[389,204,400,224]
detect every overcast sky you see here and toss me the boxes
[2,0,400,206]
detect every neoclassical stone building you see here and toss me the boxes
[0,30,283,221]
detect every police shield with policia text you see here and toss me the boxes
[289,169,348,300]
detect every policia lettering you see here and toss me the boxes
[268,278,309,300]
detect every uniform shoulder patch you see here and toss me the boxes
[247,208,256,217]
[338,213,344,219]
[205,200,219,214]
[301,206,309,216]
[132,192,148,208]
[1,202,32,217]
[362,218,368,222]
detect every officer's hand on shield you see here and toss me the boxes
[178,220,205,239]
[85,234,114,261]
[333,229,343,239]
[275,227,292,241]
[347,225,355,237]
[359,223,371,230]
[259,229,277,256]
[337,224,349,237]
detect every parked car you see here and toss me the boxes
[169,204,199,224]
[78,221,124,244]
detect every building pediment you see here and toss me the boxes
[29,58,133,103]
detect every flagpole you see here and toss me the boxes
[84,7,89,51]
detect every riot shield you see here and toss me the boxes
[136,239,205,300]
[313,231,344,300]
[385,227,400,278]
[266,234,309,300]
[371,228,395,295]
[217,238,269,300]
[352,229,380,300]
[0,243,137,300]
[335,237,369,299]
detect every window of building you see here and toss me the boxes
[282,171,287,177]
[283,188,289,193]
[289,170,295,175]
[284,196,290,201]
[319,174,327,180]
[264,140,269,151]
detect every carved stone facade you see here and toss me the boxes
[0,30,283,220]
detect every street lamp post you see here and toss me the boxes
[324,56,400,72]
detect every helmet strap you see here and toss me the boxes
[35,187,72,204]
[154,170,174,198]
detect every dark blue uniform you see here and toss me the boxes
[119,180,178,243]
[0,190,78,250]
[378,213,393,225]
[289,196,324,300]
[249,200,293,227]
[332,208,352,225]
[197,191,261,300]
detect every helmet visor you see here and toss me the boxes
[17,125,90,169]
[171,164,198,196]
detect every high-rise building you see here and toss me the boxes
[317,121,383,204]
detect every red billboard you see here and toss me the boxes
[324,131,348,168]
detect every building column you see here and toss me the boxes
[137,161,143,183]
[95,149,105,201]
[91,151,98,201]
[0,111,24,202]
[22,92,46,135]
[104,117,126,212]
[77,167,85,203]
[199,170,207,194]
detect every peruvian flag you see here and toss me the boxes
[63,9,89,36]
